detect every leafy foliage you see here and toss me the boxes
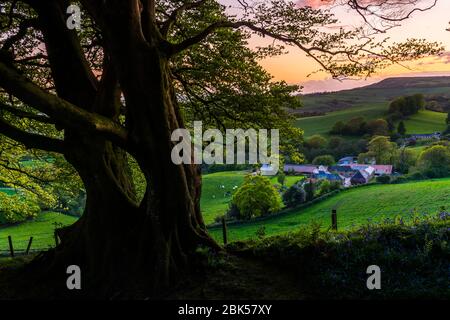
[388,94,425,117]
[231,175,282,219]
[416,144,450,178]
[312,155,335,166]
[0,192,39,224]
[282,183,306,208]
[229,214,450,298]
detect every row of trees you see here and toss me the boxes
[330,117,390,136]
[388,94,425,118]
[302,134,368,163]
[329,94,426,139]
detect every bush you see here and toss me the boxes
[231,175,282,220]
[417,145,450,178]
[408,171,426,181]
[0,193,40,224]
[304,181,316,202]
[316,179,341,197]
[312,155,335,166]
[391,176,408,184]
[376,175,391,184]
[282,184,306,208]
[230,216,450,299]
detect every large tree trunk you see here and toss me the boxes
[20,0,220,297]
[28,58,218,297]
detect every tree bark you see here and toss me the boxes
[6,0,220,297]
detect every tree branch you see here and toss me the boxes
[0,59,128,147]
[160,0,207,37]
[0,101,55,124]
[0,117,64,153]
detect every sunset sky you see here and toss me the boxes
[228,0,450,93]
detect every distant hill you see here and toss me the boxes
[295,76,450,115]
[293,76,449,137]
[362,76,450,90]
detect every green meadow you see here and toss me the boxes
[296,82,450,137]
[208,178,450,242]
[296,106,447,138]
[0,212,77,254]
[200,171,304,224]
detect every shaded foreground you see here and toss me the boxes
[0,218,449,299]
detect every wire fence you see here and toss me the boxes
[0,232,58,257]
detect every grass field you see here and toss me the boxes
[403,110,447,134]
[201,171,304,224]
[0,171,303,250]
[295,103,385,137]
[0,188,17,196]
[0,212,77,254]
[295,81,450,137]
[201,171,246,224]
[208,178,450,242]
[296,106,447,138]
[2,174,448,251]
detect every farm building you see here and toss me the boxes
[311,171,344,184]
[329,165,356,177]
[350,170,372,185]
[347,164,392,176]
[337,156,357,165]
[407,132,441,142]
[260,164,277,176]
[284,164,326,175]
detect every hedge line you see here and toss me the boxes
[207,182,377,229]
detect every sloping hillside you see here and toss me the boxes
[208,178,450,242]
[296,76,450,115]
[294,76,450,137]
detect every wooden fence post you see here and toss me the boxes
[54,231,59,246]
[7,235,14,257]
[222,217,228,245]
[331,209,338,231]
[26,236,33,255]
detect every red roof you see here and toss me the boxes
[347,164,393,175]
[284,164,318,174]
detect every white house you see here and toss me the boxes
[260,164,277,176]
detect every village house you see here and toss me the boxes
[406,132,441,143]
[260,164,277,176]
[284,164,327,176]
[311,170,344,185]
[284,159,392,187]
[337,156,358,165]
[328,165,356,178]
[350,170,371,185]
[347,164,393,176]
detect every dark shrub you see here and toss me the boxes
[283,184,306,208]
[391,176,408,184]
[376,175,391,184]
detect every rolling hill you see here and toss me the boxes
[294,76,450,137]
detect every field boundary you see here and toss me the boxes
[207,181,378,230]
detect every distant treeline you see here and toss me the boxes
[329,94,426,137]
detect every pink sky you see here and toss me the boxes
[232,0,450,93]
